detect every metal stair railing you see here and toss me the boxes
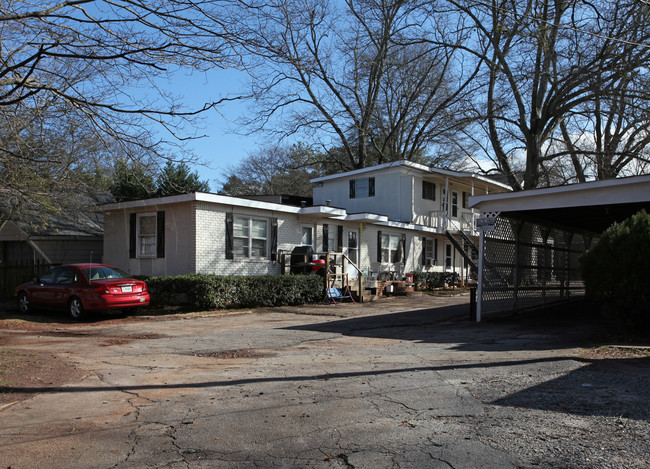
[445,230,478,271]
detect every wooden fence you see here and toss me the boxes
[0,261,57,297]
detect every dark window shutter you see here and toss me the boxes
[369,177,375,197]
[401,233,407,265]
[225,212,234,260]
[349,179,355,198]
[156,211,165,258]
[270,218,278,261]
[337,225,343,251]
[377,230,382,262]
[129,213,136,258]
[322,224,329,251]
[421,237,426,266]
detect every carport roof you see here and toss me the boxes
[469,175,650,234]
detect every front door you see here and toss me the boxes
[346,230,359,279]
[445,243,453,271]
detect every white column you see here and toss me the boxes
[477,230,484,322]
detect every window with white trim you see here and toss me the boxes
[301,226,313,247]
[422,181,436,201]
[424,238,437,264]
[137,213,157,257]
[381,233,402,263]
[349,177,375,198]
[233,217,268,258]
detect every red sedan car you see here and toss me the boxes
[15,264,150,320]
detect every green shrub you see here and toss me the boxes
[580,210,650,334]
[412,271,460,290]
[145,274,323,310]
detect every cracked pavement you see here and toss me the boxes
[1,295,648,468]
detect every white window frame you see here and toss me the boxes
[422,180,436,201]
[424,238,437,265]
[301,225,314,248]
[381,233,402,263]
[137,212,157,258]
[233,216,268,259]
[350,177,375,198]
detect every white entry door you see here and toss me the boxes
[346,230,359,279]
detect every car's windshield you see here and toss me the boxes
[82,266,130,281]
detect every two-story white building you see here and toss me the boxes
[102,161,510,290]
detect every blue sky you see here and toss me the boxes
[166,68,260,191]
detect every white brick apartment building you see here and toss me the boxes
[101,161,510,280]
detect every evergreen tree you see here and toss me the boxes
[156,162,210,196]
[110,160,157,202]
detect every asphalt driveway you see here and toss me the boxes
[1,295,648,468]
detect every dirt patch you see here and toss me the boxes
[0,348,85,407]
[580,345,650,360]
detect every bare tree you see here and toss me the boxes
[0,0,237,224]
[226,0,478,171]
[219,143,319,197]
[556,50,650,182]
[448,0,650,190]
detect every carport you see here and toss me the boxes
[469,175,650,321]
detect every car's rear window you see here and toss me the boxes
[82,266,130,281]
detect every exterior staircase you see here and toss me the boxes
[445,230,479,272]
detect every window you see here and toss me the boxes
[381,233,402,263]
[462,191,469,209]
[422,181,436,201]
[423,238,438,265]
[55,267,77,285]
[301,226,313,247]
[233,217,268,258]
[39,270,57,284]
[323,224,336,251]
[137,213,157,257]
[130,211,164,259]
[349,177,375,198]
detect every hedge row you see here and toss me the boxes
[412,271,460,290]
[144,274,324,310]
[581,209,650,334]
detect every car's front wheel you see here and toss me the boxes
[68,297,85,320]
[17,292,30,314]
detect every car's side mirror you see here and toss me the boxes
[33,277,39,284]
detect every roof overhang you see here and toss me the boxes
[297,205,347,219]
[310,160,511,191]
[102,192,302,215]
[469,175,650,234]
[330,212,389,223]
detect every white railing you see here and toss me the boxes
[413,210,479,234]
